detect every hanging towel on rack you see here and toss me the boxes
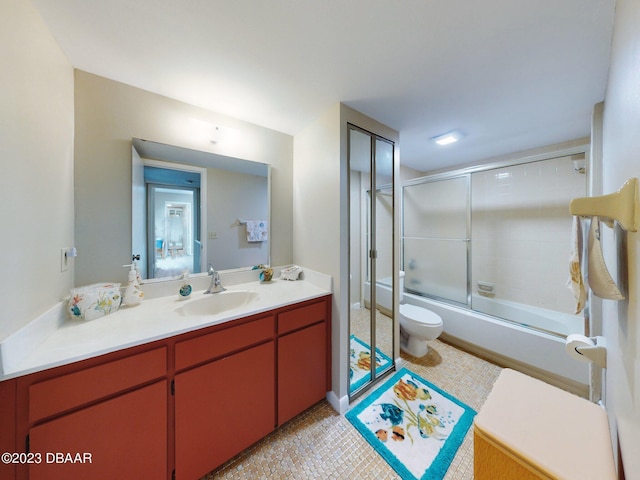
[587,217,625,300]
[245,220,268,242]
[566,216,586,313]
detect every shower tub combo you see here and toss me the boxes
[365,276,588,387]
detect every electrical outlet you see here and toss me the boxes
[209,232,217,239]
[60,248,69,272]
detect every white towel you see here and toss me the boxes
[566,216,586,313]
[246,220,268,242]
[587,217,625,300]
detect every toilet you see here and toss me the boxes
[399,272,443,357]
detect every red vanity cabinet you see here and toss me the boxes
[174,315,276,480]
[3,293,331,480]
[28,380,167,480]
[16,347,168,480]
[277,299,331,425]
[0,378,17,480]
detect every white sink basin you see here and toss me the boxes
[175,290,259,317]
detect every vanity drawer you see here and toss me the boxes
[175,315,275,371]
[277,298,327,335]
[29,347,167,423]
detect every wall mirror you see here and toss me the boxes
[348,124,395,399]
[132,138,270,281]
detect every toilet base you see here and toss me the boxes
[400,334,429,357]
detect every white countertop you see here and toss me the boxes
[0,272,331,381]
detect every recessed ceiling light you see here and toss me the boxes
[432,130,463,146]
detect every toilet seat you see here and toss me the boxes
[400,304,442,326]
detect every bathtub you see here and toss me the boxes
[363,278,589,386]
[362,276,394,314]
[470,294,584,337]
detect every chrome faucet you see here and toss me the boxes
[204,264,226,294]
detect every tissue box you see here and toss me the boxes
[67,283,122,321]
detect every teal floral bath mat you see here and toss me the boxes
[349,335,393,392]
[346,368,476,480]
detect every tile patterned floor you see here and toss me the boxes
[203,336,502,479]
[350,307,394,364]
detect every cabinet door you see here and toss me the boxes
[29,380,167,480]
[0,379,16,480]
[175,341,275,480]
[278,322,326,425]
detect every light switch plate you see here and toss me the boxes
[60,248,69,272]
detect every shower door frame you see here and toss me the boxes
[400,146,589,339]
[401,173,472,307]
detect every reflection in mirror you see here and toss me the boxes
[348,125,395,398]
[132,139,270,281]
[145,169,201,279]
[349,128,372,395]
[374,138,394,376]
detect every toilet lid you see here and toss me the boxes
[400,304,442,326]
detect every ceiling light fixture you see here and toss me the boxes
[210,126,220,144]
[432,130,463,146]
[187,118,224,144]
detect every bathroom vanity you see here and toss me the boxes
[0,280,331,480]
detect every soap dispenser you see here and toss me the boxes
[123,262,144,306]
[178,270,192,300]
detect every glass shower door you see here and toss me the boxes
[402,176,469,305]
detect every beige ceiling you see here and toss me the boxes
[31,0,615,171]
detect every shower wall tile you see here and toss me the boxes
[471,156,586,314]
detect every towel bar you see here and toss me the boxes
[569,177,639,231]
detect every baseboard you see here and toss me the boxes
[395,356,404,369]
[440,333,589,398]
[326,390,349,414]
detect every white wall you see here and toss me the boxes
[601,0,640,472]
[0,1,74,342]
[293,103,343,400]
[293,103,399,408]
[74,71,293,286]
